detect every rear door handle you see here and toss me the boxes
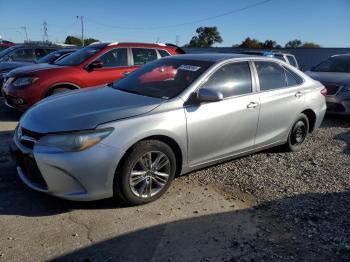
[247,102,259,109]
[295,91,303,98]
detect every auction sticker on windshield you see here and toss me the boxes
[178,65,201,71]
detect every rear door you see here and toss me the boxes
[185,61,260,166]
[82,48,130,86]
[254,61,305,147]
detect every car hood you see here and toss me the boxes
[0,62,32,73]
[305,71,350,86]
[8,63,63,76]
[20,87,164,133]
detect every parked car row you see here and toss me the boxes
[2,42,184,110]
[0,40,347,205]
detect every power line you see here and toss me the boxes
[85,0,273,30]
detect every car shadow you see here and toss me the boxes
[53,190,350,261]
[335,130,350,155]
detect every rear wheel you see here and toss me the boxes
[285,113,309,152]
[115,140,176,205]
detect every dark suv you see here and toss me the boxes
[0,43,60,63]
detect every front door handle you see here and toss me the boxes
[247,102,259,109]
[123,71,130,76]
[295,91,303,98]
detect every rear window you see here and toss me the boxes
[286,55,298,67]
[312,56,350,73]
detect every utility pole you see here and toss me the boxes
[77,16,84,46]
[21,26,28,41]
[42,21,48,42]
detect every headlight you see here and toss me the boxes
[36,128,114,152]
[13,77,39,87]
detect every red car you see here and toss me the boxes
[0,40,15,52]
[2,42,184,110]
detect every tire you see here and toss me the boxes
[115,140,176,205]
[285,113,309,152]
[49,87,72,96]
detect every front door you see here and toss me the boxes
[185,61,260,167]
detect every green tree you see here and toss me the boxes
[285,39,302,48]
[262,40,278,49]
[238,37,262,48]
[301,42,321,48]
[187,27,223,47]
[64,36,99,46]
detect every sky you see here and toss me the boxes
[0,0,349,47]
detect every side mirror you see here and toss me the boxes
[87,60,103,70]
[196,88,223,103]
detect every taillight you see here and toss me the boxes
[320,88,327,96]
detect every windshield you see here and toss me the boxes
[113,58,213,99]
[312,56,350,73]
[55,46,102,66]
[37,50,72,64]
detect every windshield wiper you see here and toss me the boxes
[117,88,144,96]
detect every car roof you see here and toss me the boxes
[88,42,178,49]
[166,53,253,62]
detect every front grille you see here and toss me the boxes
[15,150,48,189]
[326,102,345,112]
[325,84,341,96]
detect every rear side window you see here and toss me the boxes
[255,61,287,91]
[286,55,298,67]
[34,48,49,59]
[158,49,170,57]
[98,48,128,67]
[203,62,252,98]
[284,67,303,86]
[132,48,158,65]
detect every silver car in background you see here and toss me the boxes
[13,54,327,205]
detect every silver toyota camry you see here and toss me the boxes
[13,54,327,205]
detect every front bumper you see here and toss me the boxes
[2,82,39,111]
[13,129,125,201]
[326,92,350,116]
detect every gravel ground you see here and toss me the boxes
[179,116,350,261]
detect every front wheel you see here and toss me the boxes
[115,140,176,205]
[285,113,309,152]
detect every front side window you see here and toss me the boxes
[203,62,252,98]
[113,58,213,99]
[98,48,128,67]
[132,48,158,66]
[255,61,287,91]
[55,46,103,66]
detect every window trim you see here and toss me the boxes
[130,47,161,66]
[197,60,256,100]
[91,47,130,68]
[253,60,305,93]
